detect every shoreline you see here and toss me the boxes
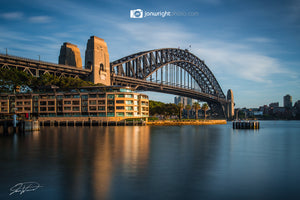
[146,120,227,126]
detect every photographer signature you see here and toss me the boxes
[9,182,42,195]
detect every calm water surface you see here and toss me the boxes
[1,121,300,200]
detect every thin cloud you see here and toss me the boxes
[246,37,274,43]
[28,16,52,23]
[195,46,283,83]
[1,12,24,20]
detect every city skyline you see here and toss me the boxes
[0,0,299,108]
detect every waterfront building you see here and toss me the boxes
[0,86,149,121]
[284,94,292,108]
[269,102,279,108]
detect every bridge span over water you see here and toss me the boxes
[0,36,234,119]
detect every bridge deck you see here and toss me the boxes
[0,53,91,76]
[112,75,228,104]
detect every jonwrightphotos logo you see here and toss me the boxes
[130,9,143,18]
[130,9,199,18]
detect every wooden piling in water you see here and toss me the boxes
[233,121,259,129]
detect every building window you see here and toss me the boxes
[64,101,71,105]
[125,94,133,98]
[73,101,80,105]
[107,112,115,117]
[82,107,88,112]
[82,95,88,100]
[116,106,124,110]
[126,100,133,105]
[108,100,114,105]
[98,94,105,98]
[107,94,115,99]
[117,112,124,117]
[73,107,80,111]
[120,89,132,92]
[40,107,47,112]
[89,106,97,111]
[64,107,71,111]
[89,94,97,98]
[126,112,133,117]
[125,106,133,111]
[40,101,47,106]
[134,95,138,99]
[90,113,97,117]
[48,101,55,106]
[73,95,80,98]
[16,102,23,106]
[117,94,125,98]
[107,106,114,112]
[99,112,106,117]
[89,100,97,105]
[116,100,124,104]
[48,107,55,111]
[98,100,105,105]
[100,63,104,71]
[98,106,105,111]
[65,95,71,98]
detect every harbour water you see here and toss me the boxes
[1,121,300,200]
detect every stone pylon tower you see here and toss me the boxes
[59,42,82,68]
[226,89,235,120]
[85,36,110,85]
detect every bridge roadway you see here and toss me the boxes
[112,75,228,104]
[0,53,91,77]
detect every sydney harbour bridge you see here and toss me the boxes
[0,36,234,119]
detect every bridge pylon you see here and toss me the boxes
[226,89,235,120]
[85,36,110,85]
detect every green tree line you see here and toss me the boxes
[0,68,99,92]
[150,100,209,120]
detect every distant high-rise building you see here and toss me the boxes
[284,94,292,108]
[187,98,195,106]
[269,102,279,108]
[174,96,192,107]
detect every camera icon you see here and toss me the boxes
[130,9,143,18]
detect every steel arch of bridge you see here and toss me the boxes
[111,48,225,98]
[110,48,228,118]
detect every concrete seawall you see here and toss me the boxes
[147,120,227,126]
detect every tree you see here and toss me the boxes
[178,103,184,119]
[185,104,191,119]
[202,103,209,120]
[0,68,98,92]
[193,102,201,120]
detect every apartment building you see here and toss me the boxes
[0,86,149,120]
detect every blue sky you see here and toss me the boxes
[0,0,299,108]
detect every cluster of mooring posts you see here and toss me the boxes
[232,121,260,129]
[0,120,40,135]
